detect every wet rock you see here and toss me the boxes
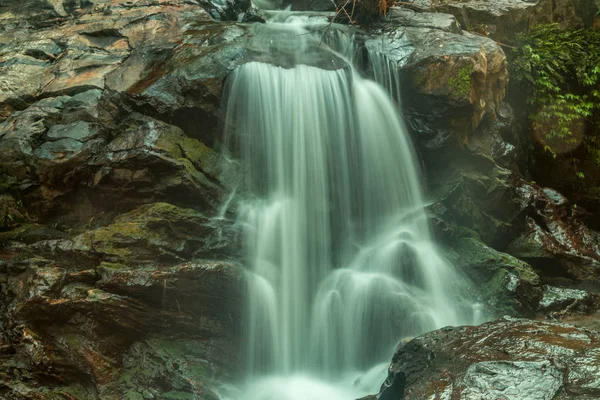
[423,0,600,43]
[101,335,235,399]
[89,113,228,213]
[15,202,240,267]
[0,223,68,244]
[378,318,600,400]
[0,92,231,225]
[427,156,520,248]
[539,285,600,318]
[211,0,252,21]
[242,7,267,22]
[441,235,542,316]
[362,11,523,249]
[507,182,600,283]
[0,260,243,399]
[0,195,27,231]
[365,8,508,143]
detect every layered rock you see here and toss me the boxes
[507,184,600,283]
[411,0,599,43]
[365,8,508,143]
[363,7,600,322]
[0,198,243,398]
[0,2,250,398]
[441,233,542,317]
[378,317,600,400]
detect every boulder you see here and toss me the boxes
[507,182,600,283]
[378,317,600,400]
[0,259,243,399]
[365,8,509,143]
[539,285,600,318]
[362,9,522,248]
[441,234,542,317]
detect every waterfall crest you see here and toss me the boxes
[219,19,479,400]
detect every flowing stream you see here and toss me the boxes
[218,14,480,400]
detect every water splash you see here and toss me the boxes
[219,18,480,400]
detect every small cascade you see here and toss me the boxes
[219,16,480,400]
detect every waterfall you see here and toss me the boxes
[218,18,478,400]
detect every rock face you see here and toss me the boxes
[507,184,600,283]
[365,8,508,143]
[441,233,542,317]
[411,0,599,43]
[1,255,244,399]
[0,1,252,398]
[378,318,600,400]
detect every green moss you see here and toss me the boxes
[447,64,473,98]
[98,261,126,270]
[115,202,202,223]
[78,202,210,265]
[154,124,218,177]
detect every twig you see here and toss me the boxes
[316,0,354,47]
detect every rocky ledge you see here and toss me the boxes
[377,317,600,400]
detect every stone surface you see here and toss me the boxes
[412,0,599,43]
[365,8,508,140]
[507,182,600,283]
[0,258,243,399]
[441,234,542,317]
[539,285,600,318]
[378,317,600,400]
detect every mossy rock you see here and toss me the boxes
[0,223,69,244]
[76,202,237,266]
[92,114,227,213]
[442,235,542,316]
[101,337,221,400]
[120,113,221,181]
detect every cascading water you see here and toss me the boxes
[218,16,480,400]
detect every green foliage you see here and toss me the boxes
[511,24,600,167]
[448,64,474,98]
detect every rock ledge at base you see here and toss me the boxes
[378,317,600,400]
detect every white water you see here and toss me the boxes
[219,18,479,400]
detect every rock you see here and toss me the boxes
[101,335,235,399]
[242,7,267,22]
[0,223,68,244]
[365,8,508,142]
[361,10,523,249]
[0,260,243,399]
[421,111,525,248]
[9,202,239,268]
[441,235,542,316]
[507,182,600,283]
[0,195,27,231]
[378,318,600,400]
[89,113,228,213]
[413,0,599,43]
[0,92,231,224]
[528,144,600,232]
[426,156,520,248]
[539,285,600,318]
